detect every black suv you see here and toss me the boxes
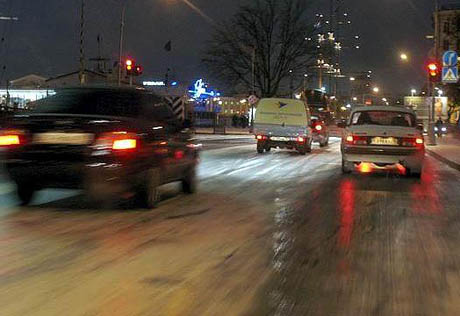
[0,87,199,208]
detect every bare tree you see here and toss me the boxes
[203,0,317,97]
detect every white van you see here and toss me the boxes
[253,98,312,155]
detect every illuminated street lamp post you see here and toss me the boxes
[117,1,127,86]
[400,53,409,61]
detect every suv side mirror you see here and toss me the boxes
[337,122,347,128]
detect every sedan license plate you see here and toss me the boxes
[33,132,94,145]
[270,136,290,141]
[371,137,398,146]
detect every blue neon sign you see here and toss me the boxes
[188,79,218,99]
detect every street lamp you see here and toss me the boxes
[400,53,409,61]
[373,87,380,93]
[118,1,128,86]
[411,89,416,96]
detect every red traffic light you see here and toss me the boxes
[428,63,438,71]
[427,62,441,82]
[135,65,143,75]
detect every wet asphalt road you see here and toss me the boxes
[1,137,460,315]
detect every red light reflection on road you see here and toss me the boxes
[411,163,442,215]
[338,179,356,248]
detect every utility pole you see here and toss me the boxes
[118,2,127,86]
[250,47,256,130]
[78,0,86,85]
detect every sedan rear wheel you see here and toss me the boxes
[306,138,312,153]
[138,168,161,209]
[16,183,36,205]
[342,158,352,174]
[406,167,422,179]
[257,141,265,154]
[182,166,197,194]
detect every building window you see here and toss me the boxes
[443,39,450,50]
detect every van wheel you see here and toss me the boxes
[16,183,36,205]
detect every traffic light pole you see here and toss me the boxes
[427,82,437,146]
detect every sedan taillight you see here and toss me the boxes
[94,131,139,152]
[346,135,367,145]
[0,130,25,147]
[401,137,424,148]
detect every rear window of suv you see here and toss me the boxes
[351,111,416,127]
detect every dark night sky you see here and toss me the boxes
[0,0,445,95]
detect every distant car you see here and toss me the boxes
[0,87,199,207]
[311,115,329,147]
[340,106,425,177]
[254,98,313,155]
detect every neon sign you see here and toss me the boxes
[143,81,165,86]
[188,79,217,99]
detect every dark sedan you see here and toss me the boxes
[0,87,199,208]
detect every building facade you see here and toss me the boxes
[434,4,460,60]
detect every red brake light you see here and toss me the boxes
[113,139,137,150]
[256,135,268,140]
[0,135,20,146]
[346,135,367,145]
[0,130,25,147]
[95,132,138,152]
[401,137,424,147]
[315,125,323,131]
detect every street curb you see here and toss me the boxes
[426,148,460,173]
